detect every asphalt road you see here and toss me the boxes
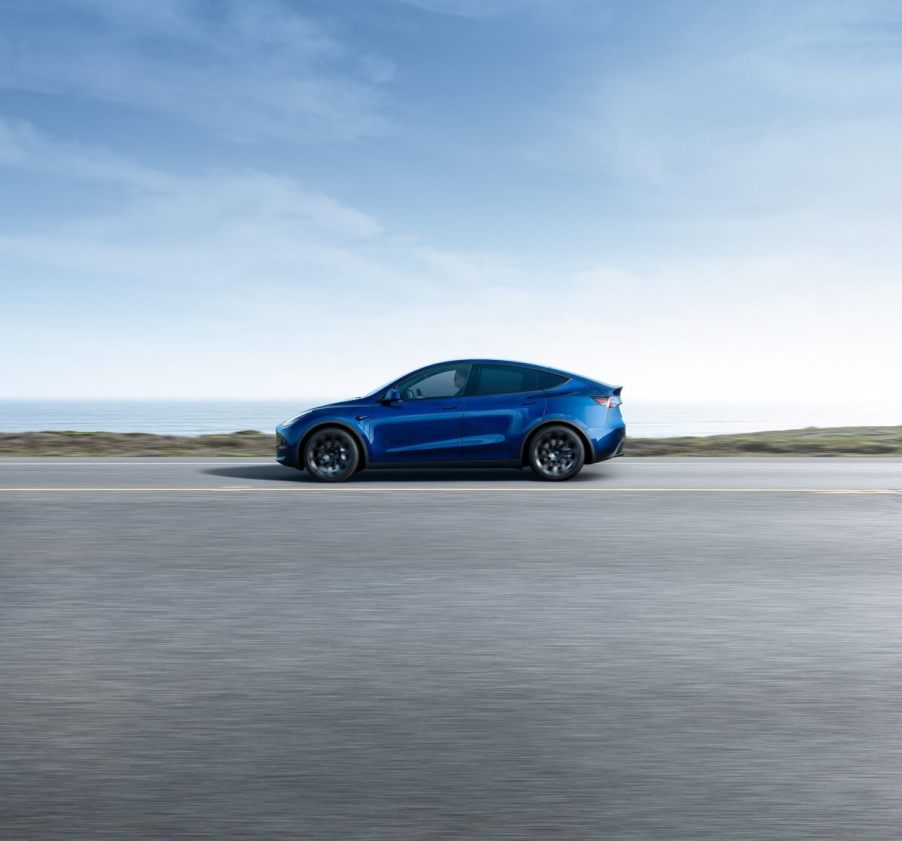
[2,458,901,840]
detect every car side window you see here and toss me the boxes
[472,364,538,396]
[535,370,568,390]
[397,364,472,400]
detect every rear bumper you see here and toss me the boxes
[590,425,626,463]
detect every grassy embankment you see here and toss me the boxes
[1,426,901,457]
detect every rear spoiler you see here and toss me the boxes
[593,382,622,398]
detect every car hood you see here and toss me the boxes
[310,396,371,412]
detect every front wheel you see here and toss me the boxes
[303,427,360,482]
[528,425,585,481]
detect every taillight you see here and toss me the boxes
[593,395,621,408]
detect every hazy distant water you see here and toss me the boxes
[1,399,899,438]
[0,400,319,438]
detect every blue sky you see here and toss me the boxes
[1,0,900,413]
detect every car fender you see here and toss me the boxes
[295,417,371,468]
[518,412,594,465]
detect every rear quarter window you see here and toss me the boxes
[536,371,568,390]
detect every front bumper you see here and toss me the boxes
[275,428,291,465]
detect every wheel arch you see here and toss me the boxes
[520,419,594,466]
[298,420,369,471]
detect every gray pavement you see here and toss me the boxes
[1,458,902,839]
[0,455,900,489]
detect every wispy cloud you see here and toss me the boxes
[0,0,392,141]
[0,118,382,239]
[534,2,902,223]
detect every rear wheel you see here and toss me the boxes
[528,425,585,481]
[304,427,360,483]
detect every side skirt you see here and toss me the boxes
[366,459,522,470]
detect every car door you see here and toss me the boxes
[462,364,547,461]
[367,364,471,463]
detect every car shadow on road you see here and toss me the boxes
[204,464,601,484]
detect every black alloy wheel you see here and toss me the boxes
[304,427,360,482]
[529,425,585,481]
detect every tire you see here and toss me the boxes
[528,425,585,481]
[303,426,360,483]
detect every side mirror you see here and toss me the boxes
[383,387,402,404]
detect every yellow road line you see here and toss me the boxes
[0,487,899,495]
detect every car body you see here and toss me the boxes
[276,359,625,481]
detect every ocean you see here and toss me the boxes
[0,399,898,439]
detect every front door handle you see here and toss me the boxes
[521,400,537,406]
[441,405,459,411]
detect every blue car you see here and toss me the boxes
[276,359,625,482]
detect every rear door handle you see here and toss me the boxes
[521,400,537,406]
[441,405,459,411]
